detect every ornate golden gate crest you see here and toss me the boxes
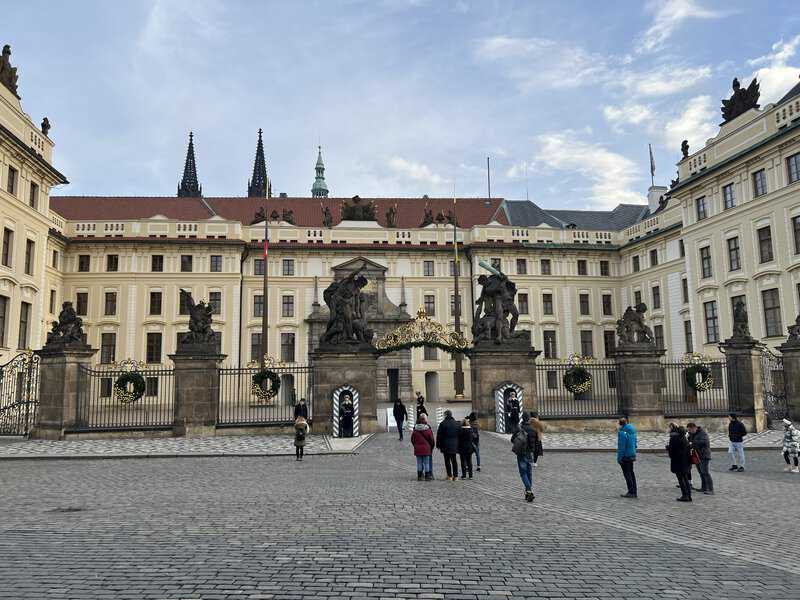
[375,307,468,355]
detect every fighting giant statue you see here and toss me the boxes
[472,261,522,345]
[320,263,374,347]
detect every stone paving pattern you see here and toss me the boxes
[1,432,798,599]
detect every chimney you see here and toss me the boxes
[647,185,668,213]
[279,192,288,198]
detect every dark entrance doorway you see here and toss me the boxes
[387,369,399,403]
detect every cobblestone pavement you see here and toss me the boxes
[1,432,798,599]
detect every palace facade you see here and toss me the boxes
[2,45,800,403]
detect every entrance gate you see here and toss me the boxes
[761,349,788,427]
[0,352,40,436]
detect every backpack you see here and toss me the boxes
[511,430,528,456]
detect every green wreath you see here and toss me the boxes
[114,372,146,404]
[685,364,713,392]
[563,366,592,394]
[251,369,281,403]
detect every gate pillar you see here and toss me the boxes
[614,344,666,432]
[720,337,767,432]
[780,327,800,421]
[170,351,226,437]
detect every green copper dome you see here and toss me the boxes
[311,145,329,197]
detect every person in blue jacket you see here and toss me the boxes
[617,417,638,499]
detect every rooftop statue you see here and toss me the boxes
[472,261,522,345]
[721,77,760,123]
[45,302,87,348]
[420,206,434,227]
[681,140,689,159]
[40,117,50,136]
[320,264,374,347]
[321,204,333,228]
[341,196,376,221]
[616,303,655,346]
[0,44,19,98]
[282,208,294,224]
[385,204,397,228]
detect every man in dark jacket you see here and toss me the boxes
[617,418,637,499]
[435,410,460,481]
[728,413,747,472]
[668,424,692,502]
[294,398,309,420]
[415,392,427,420]
[512,412,538,502]
[687,422,713,494]
[392,399,408,441]
[505,390,521,435]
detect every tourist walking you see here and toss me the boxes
[410,414,435,480]
[435,409,460,481]
[415,391,427,420]
[511,412,538,502]
[294,397,309,420]
[505,389,521,434]
[393,398,408,441]
[468,412,481,472]
[668,423,693,502]
[530,412,544,468]
[728,413,747,471]
[617,417,637,499]
[458,418,475,479]
[687,422,714,494]
[781,418,800,473]
[294,416,309,461]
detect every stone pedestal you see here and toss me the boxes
[171,352,226,437]
[469,333,539,432]
[779,342,800,422]
[310,349,379,435]
[615,343,666,431]
[720,337,766,432]
[31,345,97,440]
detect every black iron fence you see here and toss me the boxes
[75,365,175,431]
[0,352,39,436]
[535,360,622,419]
[760,350,788,425]
[661,360,741,417]
[218,364,313,427]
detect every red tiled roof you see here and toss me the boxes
[50,196,509,228]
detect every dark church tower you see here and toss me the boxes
[177,131,202,197]
[247,128,269,197]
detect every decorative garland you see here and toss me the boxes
[682,352,714,392]
[251,369,281,403]
[563,353,593,394]
[114,372,146,404]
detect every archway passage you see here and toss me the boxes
[375,307,468,356]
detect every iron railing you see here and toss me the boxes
[760,349,788,425]
[661,360,738,417]
[75,364,175,431]
[535,360,622,418]
[218,364,313,426]
[0,352,40,436]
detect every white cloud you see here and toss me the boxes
[663,95,717,151]
[505,161,531,180]
[388,157,449,187]
[619,64,712,97]
[532,132,644,209]
[747,35,800,104]
[637,0,723,54]
[603,103,653,132]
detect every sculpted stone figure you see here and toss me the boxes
[721,77,760,123]
[45,302,87,348]
[0,45,19,98]
[385,204,398,228]
[681,140,689,159]
[321,264,374,346]
[732,299,751,339]
[787,314,800,346]
[472,261,521,345]
[420,206,434,227]
[251,207,266,224]
[616,303,655,346]
[322,204,333,228]
[40,117,50,136]
[179,289,216,347]
[341,196,376,221]
[281,208,294,224]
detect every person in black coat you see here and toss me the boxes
[667,423,692,502]
[294,397,309,420]
[392,399,408,441]
[339,392,355,438]
[687,422,713,494]
[457,418,475,479]
[505,390,520,434]
[435,410,460,481]
[415,391,427,420]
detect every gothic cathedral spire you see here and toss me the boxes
[247,128,269,198]
[177,131,202,197]
[311,145,329,198]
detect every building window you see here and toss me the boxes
[789,153,800,184]
[104,291,117,316]
[632,255,640,273]
[757,226,773,263]
[634,290,642,306]
[149,291,162,315]
[280,332,295,362]
[0,295,7,347]
[703,301,719,344]
[577,260,587,276]
[600,260,609,276]
[540,259,551,275]
[542,293,553,316]
[151,255,164,272]
[546,370,558,389]
[450,295,458,317]
[543,330,557,359]
[146,332,162,363]
[24,239,34,275]
[602,294,612,316]
[423,346,438,361]
[652,286,661,310]
[695,196,707,221]
[282,259,295,276]
[250,333,262,363]
[449,260,460,276]
[793,216,800,255]
[78,254,90,272]
[684,320,693,353]
[516,258,527,275]
[180,255,193,272]
[100,333,116,364]
[49,289,56,313]
[649,249,658,267]
[603,330,616,357]
[18,302,30,349]
[580,330,593,357]
[210,255,223,272]
[281,295,294,317]
[424,294,435,317]
[253,294,264,318]
[762,288,782,337]
[727,237,741,271]
[76,292,88,316]
[179,289,192,315]
[490,257,501,270]
[423,260,434,277]
[723,183,736,209]
[679,239,685,257]
[254,258,264,275]
[752,169,767,197]
[579,293,590,316]
[682,279,689,304]
[1,228,11,267]
[518,293,529,315]
[6,166,17,195]
[699,246,712,279]
[52,249,59,269]
[209,291,221,315]
[145,377,158,397]
[28,182,39,209]
[105,254,118,272]
[654,324,664,349]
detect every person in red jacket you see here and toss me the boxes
[411,413,435,481]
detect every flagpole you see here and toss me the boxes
[649,144,655,187]
[452,185,464,400]
[260,193,269,368]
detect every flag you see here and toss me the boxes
[649,144,656,178]
[263,237,268,258]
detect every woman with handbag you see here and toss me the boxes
[667,423,693,502]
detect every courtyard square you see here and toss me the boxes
[1,432,798,600]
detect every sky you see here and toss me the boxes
[6,0,800,210]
